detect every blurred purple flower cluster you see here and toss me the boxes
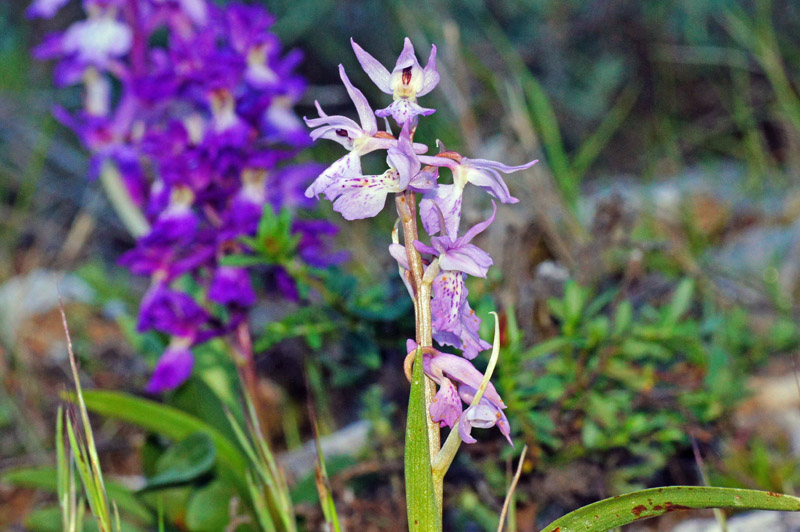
[305,38,537,444]
[30,0,342,392]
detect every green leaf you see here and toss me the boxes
[522,337,573,359]
[665,278,694,325]
[144,433,216,491]
[613,301,633,337]
[405,349,441,532]
[219,254,268,268]
[584,288,617,319]
[185,482,234,532]
[563,281,585,332]
[248,204,301,265]
[581,420,604,449]
[586,316,610,347]
[539,486,800,532]
[75,391,247,475]
[254,306,337,352]
[2,467,153,524]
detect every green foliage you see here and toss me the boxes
[497,279,776,488]
[312,415,342,532]
[405,349,441,532]
[228,205,301,267]
[461,1,639,211]
[142,433,217,491]
[540,486,800,532]
[77,390,247,476]
[710,433,800,494]
[1,467,151,525]
[184,482,237,532]
[227,397,297,532]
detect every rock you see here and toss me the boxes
[278,420,371,481]
[0,269,93,346]
[669,510,800,532]
[736,372,800,455]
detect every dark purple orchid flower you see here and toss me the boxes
[34,0,341,392]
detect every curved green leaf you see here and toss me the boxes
[144,433,217,491]
[186,482,236,532]
[540,486,800,532]
[73,390,246,474]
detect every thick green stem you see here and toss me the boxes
[395,191,443,515]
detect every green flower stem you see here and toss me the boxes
[395,190,442,515]
[99,160,150,238]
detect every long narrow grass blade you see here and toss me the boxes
[464,2,575,207]
[56,407,71,532]
[310,408,341,532]
[497,445,527,532]
[571,83,640,179]
[60,303,113,531]
[246,470,278,532]
[226,398,296,532]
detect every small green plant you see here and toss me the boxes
[497,279,760,489]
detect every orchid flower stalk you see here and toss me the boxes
[305,37,537,527]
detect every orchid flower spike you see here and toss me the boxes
[351,37,440,125]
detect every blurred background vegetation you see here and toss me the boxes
[3,1,800,531]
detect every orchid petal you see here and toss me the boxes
[438,244,493,278]
[413,240,439,256]
[26,0,69,19]
[417,44,440,97]
[376,99,435,125]
[458,409,478,444]
[431,272,465,333]
[325,170,402,220]
[339,64,377,134]
[146,343,194,393]
[456,300,491,359]
[394,37,419,70]
[389,243,410,270]
[428,353,505,407]
[429,377,462,428]
[304,151,361,198]
[351,38,392,93]
[460,157,538,203]
[420,183,463,238]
